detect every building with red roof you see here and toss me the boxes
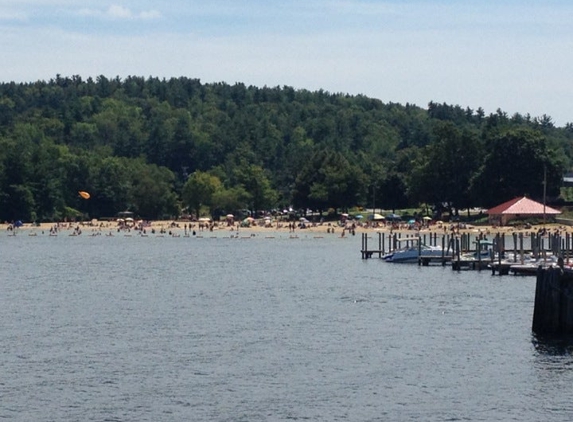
[486,196,561,226]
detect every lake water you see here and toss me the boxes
[2,230,573,421]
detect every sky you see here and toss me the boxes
[1,0,572,126]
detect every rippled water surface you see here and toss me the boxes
[2,231,573,421]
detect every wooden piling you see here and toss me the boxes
[360,231,573,267]
[532,265,573,336]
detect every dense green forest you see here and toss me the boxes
[0,75,572,222]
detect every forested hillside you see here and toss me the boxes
[0,75,571,222]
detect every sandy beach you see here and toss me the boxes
[1,219,568,237]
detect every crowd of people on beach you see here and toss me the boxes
[3,215,571,240]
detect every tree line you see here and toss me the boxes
[0,74,571,222]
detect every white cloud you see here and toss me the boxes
[0,10,28,21]
[106,4,161,20]
[139,10,161,20]
[76,4,161,20]
[107,5,132,19]
[76,8,102,18]
[0,0,78,5]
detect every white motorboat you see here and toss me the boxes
[459,240,495,262]
[383,243,447,263]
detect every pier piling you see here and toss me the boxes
[532,265,573,336]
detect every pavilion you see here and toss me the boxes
[486,196,561,226]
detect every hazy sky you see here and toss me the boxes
[1,0,572,125]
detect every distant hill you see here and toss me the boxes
[0,75,571,221]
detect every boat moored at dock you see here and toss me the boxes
[383,239,449,264]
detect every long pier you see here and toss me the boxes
[361,231,573,273]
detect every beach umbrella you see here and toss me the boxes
[78,191,90,199]
[226,214,234,218]
[408,219,416,224]
[355,214,364,219]
[422,216,432,221]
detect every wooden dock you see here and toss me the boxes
[418,255,452,266]
[361,231,573,274]
[451,259,491,271]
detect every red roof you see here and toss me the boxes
[486,196,561,215]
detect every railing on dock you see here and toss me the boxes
[361,232,451,259]
[361,231,573,272]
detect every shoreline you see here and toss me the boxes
[1,220,569,237]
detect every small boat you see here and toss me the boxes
[472,240,495,259]
[458,240,496,262]
[383,242,447,263]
